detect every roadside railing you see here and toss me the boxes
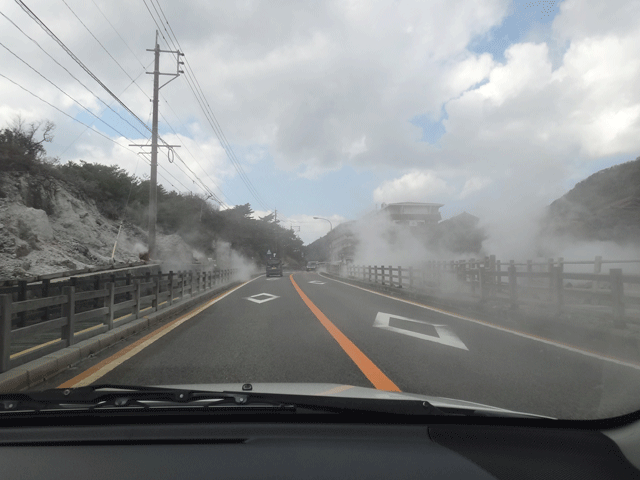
[0,267,237,373]
[334,256,640,327]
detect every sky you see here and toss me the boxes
[1,0,640,245]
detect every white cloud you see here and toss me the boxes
[373,171,453,204]
[2,0,640,254]
[459,176,492,199]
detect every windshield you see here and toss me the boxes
[1,0,640,421]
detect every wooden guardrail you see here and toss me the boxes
[0,268,236,373]
[0,260,152,288]
[339,256,640,327]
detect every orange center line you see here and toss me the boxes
[290,274,401,392]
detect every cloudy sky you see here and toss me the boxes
[1,0,639,244]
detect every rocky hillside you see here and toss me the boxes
[543,156,640,244]
[0,171,194,280]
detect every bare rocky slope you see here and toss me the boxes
[0,171,194,280]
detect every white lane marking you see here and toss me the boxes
[309,281,326,284]
[319,273,640,372]
[266,278,280,281]
[374,312,468,351]
[65,276,262,387]
[245,293,280,304]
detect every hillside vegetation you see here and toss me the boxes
[543,157,640,244]
[0,118,303,278]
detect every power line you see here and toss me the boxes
[0,10,149,138]
[57,0,216,202]
[20,0,231,211]
[0,72,141,155]
[0,68,189,197]
[58,62,154,156]
[0,40,134,141]
[61,0,152,103]
[15,0,151,134]
[146,0,273,212]
[90,0,146,70]
[79,1,230,207]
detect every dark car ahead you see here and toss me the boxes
[306,261,318,271]
[266,259,283,277]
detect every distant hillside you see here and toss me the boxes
[543,156,640,244]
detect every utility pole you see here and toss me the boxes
[274,209,278,257]
[130,31,183,259]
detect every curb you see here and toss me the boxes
[0,280,243,393]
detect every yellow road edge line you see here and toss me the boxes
[57,278,260,388]
[320,273,640,372]
[290,274,401,392]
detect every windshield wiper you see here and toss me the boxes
[0,384,448,416]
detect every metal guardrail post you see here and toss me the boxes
[1,294,11,373]
[180,272,184,299]
[593,256,602,293]
[554,265,564,316]
[610,269,625,327]
[388,265,392,285]
[41,278,51,321]
[469,259,475,293]
[380,265,385,285]
[168,271,174,305]
[479,268,488,303]
[374,265,378,284]
[508,262,517,310]
[547,258,554,302]
[107,282,115,330]
[398,266,403,288]
[62,286,76,346]
[409,267,414,289]
[126,273,132,301]
[134,281,141,319]
[153,271,161,311]
[17,280,27,328]
[93,276,101,310]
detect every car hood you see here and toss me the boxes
[154,382,552,418]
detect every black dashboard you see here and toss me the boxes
[2,412,640,479]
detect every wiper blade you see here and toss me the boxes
[0,384,448,415]
[0,385,294,413]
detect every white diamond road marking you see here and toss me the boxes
[266,278,279,281]
[245,293,280,304]
[373,312,468,351]
[308,281,326,284]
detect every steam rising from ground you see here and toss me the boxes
[156,240,258,281]
[345,207,640,272]
[214,241,259,281]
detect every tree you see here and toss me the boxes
[0,116,56,171]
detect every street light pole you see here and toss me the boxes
[313,216,333,231]
[313,216,333,262]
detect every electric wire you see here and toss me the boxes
[0,40,134,141]
[0,10,149,138]
[146,0,272,212]
[14,0,152,134]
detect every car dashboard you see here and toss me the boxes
[2,411,640,479]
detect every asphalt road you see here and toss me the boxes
[45,272,640,419]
